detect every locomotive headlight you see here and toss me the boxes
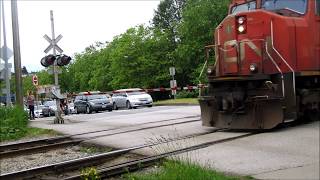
[238,17,245,24]
[238,25,245,33]
[207,68,213,74]
[249,63,258,72]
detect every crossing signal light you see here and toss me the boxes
[40,54,71,67]
[40,54,56,67]
[56,55,71,66]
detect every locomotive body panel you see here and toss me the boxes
[200,0,320,129]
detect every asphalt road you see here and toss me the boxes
[30,105,319,180]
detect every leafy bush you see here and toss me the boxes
[176,90,199,99]
[0,106,28,141]
[81,167,101,180]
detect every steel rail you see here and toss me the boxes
[0,117,200,158]
[0,139,82,159]
[0,129,226,179]
[0,116,199,153]
[64,132,258,180]
[0,136,72,152]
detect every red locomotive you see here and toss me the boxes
[199,0,320,129]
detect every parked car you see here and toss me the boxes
[112,88,153,110]
[34,105,44,118]
[74,93,113,114]
[68,102,76,114]
[42,100,57,117]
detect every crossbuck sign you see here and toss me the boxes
[43,34,63,54]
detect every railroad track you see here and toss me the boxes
[0,115,200,158]
[0,130,257,179]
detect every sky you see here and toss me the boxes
[0,0,160,72]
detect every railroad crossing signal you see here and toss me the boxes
[40,54,56,67]
[32,75,38,86]
[56,55,71,66]
[43,34,63,54]
[41,33,71,68]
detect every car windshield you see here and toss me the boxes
[127,91,146,96]
[87,95,107,100]
[231,1,256,14]
[261,0,308,14]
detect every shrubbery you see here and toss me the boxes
[176,90,199,99]
[0,106,28,142]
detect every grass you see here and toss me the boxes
[125,160,252,180]
[80,145,113,154]
[24,127,60,138]
[0,106,59,142]
[154,98,199,105]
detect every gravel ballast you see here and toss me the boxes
[0,146,98,175]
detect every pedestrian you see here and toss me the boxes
[27,91,35,120]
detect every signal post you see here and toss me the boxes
[41,10,71,124]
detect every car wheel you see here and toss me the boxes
[113,103,118,110]
[148,105,152,107]
[126,101,132,109]
[86,106,92,114]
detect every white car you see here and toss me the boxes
[34,105,44,118]
[68,102,77,114]
[112,88,153,109]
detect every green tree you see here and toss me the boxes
[108,25,172,89]
[174,0,229,85]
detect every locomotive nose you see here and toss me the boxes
[215,13,265,77]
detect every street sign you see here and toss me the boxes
[170,80,177,89]
[32,75,38,86]
[0,63,12,80]
[169,67,175,76]
[43,34,63,54]
[0,46,13,60]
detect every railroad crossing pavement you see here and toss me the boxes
[30,105,320,180]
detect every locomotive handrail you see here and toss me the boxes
[200,44,219,83]
[265,41,285,98]
[270,21,296,97]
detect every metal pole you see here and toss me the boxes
[172,75,176,99]
[50,10,62,123]
[11,0,23,107]
[1,0,11,106]
[50,10,58,85]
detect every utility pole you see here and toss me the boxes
[1,0,11,106]
[11,0,23,107]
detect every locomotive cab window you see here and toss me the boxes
[261,0,308,15]
[231,1,256,14]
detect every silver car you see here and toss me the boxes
[112,88,153,110]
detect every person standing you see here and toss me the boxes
[27,91,35,120]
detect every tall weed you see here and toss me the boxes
[0,106,28,141]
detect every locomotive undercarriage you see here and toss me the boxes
[199,74,320,129]
[296,75,320,122]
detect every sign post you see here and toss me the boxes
[1,0,13,106]
[169,67,177,98]
[43,10,64,124]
